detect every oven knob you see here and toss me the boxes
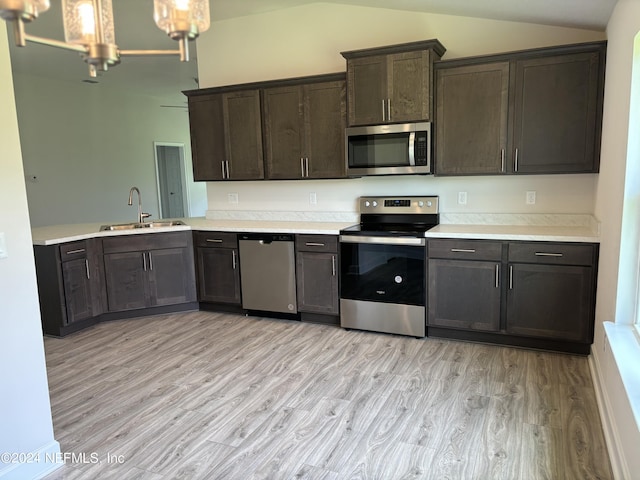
[427,201,432,207]
[418,201,424,207]
[372,201,378,207]
[364,201,370,207]
[395,275,403,284]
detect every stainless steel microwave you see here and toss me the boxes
[345,122,432,177]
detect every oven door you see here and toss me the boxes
[339,236,426,306]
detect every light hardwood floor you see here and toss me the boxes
[42,311,612,479]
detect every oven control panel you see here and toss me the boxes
[359,196,439,214]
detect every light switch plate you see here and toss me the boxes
[0,232,7,259]
[228,193,239,204]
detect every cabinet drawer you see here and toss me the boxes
[295,235,338,253]
[59,241,88,261]
[428,239,502,261]
[194,231,238,249]
[102,231,190,254]
[508,242,596,266]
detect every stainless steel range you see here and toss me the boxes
[339,196,439,337]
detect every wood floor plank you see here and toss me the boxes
[41,311,612,480]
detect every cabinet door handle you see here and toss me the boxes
[221,161,226,179]
[300,157,305,177]
[501,149,505,173]
[387,99,391,122]
[332,255,336,276]
[142,252,147,271]
[451,248,476,253]
[206,238,223,243]
[85,259,90,279]
[148,251,153,271]
[509,265,513,289]
[514,148,519,172]
[305,242,325,247]
[227,161,231,179]
[66,248,86,255]
[535,252,563,257]
[381,99,386,121]
[305,157,309,177]
[495,264,499,288]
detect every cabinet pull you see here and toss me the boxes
[495,264,499,288]
[535,252,564,257]
[148,252,153,271]
[300,158,305,177]
[509,265,513,289]
[501,149,505,173]
[232,250,237,270]
[305,157,309,177]
[85,259,90,279]
[332,255,336,276]
[221,161,226,179]
[226,161,230,179]
[206,238,224,243]
[142,252,147,271]
[514,148,519,172]
[387,99,391,122]
[305,242,325,247]
[451,248,476,253]
[66,248,85,255]
[381,99,386,121]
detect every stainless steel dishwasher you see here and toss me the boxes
[238,233,298,314]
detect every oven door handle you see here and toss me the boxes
[340,235,425,246]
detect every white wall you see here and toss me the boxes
[0,23,60,480]
[591,0,640,477]
[12,74,207,227]
[196,3,605,217]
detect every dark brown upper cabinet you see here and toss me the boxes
[185,89,264,181]
[341,39,446,126]
[434,41,606,176]
[262,74,347,180]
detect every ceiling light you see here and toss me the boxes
[0,0,210,77]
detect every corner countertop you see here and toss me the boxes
[31,213,601,246]
[30,218,357,246]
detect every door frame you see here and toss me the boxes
[153,142,190,218]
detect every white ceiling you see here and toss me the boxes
[6,0,616,105]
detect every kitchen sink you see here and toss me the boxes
[99,220,186,231]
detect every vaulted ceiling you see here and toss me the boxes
[6,0,616,105]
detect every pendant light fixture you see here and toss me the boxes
[0,0,210,77]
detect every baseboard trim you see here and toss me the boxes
[0,440,62,480]
[589,350,629,480]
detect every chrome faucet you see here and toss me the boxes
[128,187,151,224]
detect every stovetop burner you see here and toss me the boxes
[340,196,439,238]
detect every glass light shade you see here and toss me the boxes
[62,0,115,46]
[0,0,50,21]
[153,0,210,40]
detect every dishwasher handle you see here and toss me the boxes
[238,233,294,243]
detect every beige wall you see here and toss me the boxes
[13,74,207,227]
[591,0,640,477]
[0,22,60,479]
[196,3,605,217]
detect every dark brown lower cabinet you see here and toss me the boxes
[102,232,197,312]
[427,239,598,354]
[34,239,105,336]
[295,234,339,323]
[193,231,241,305]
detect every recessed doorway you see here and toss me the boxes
[154,142,189,219]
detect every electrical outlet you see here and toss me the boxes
[228,193,239,204]
[526,191,536,205]
[309,192,317,205]
[458,192,467,205]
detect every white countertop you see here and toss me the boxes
[31,215,601,246]
[425,223,600,243]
